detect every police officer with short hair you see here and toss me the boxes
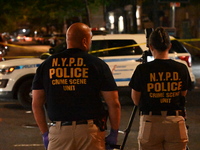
[129,27,191,150]
[32,23,121,150]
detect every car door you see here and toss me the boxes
[91,39,143,87]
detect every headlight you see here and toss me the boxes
[0,67,16,74]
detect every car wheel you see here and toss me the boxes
[17,79,33,109]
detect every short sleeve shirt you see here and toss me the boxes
[129,59,192,111]
[32,48,117,121]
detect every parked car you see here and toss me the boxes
[0,33,196,108]
[35,34,53,45]
[0,33,9,57]
[50,34,195,90]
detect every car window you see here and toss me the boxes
[169,40,188,53]
[91,40,143,57]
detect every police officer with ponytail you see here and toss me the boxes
[129,27,191,150]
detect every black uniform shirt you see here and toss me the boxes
[32,48,117,121]
[129,59,192,111]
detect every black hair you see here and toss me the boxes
[149,27,171,51]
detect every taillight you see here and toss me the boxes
[178,56,191,67]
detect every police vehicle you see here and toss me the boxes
[0,34,196,108]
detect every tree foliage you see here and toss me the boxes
[0,0,108,33]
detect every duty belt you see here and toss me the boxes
[140,110,185,116]
[52,120,90,126]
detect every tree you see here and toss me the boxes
[0,0,109,33]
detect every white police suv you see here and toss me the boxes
[0,34,195,108]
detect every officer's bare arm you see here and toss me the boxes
[131,89,141,106]
[101,90,121,130]
[32,89,48,134]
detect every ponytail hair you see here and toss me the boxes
[149,27,171,51]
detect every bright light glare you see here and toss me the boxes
[99,27,105,31]
[136,6,141,26]
[118,16,124,32]
[22,29,26,33]
[109,15,114,24]
[136,6,140,18]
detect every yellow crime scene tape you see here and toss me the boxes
[1,38,200,59]
[4,56,39,59]
[176,38,200,51]
[0,42,35,49]
[177,38,200,42]
[89,38,200,54]
[181,42,200,51]
[89,43,146,54]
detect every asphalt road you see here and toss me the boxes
[0,43,200,150]
[0,88,200,150]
